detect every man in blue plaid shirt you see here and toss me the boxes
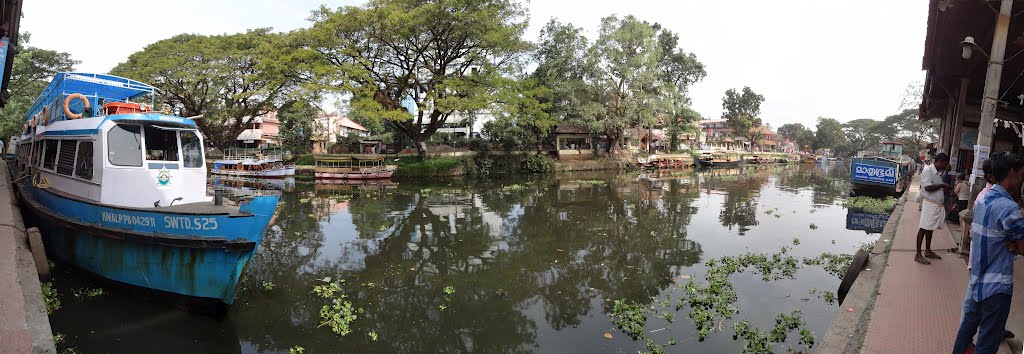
[953,151,1024,354]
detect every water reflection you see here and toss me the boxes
[50,164,873,354]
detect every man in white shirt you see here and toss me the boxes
[917,153,951,265]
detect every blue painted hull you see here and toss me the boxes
[17,181,279,304]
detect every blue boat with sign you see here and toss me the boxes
[9,73,279,306]
[849,141,915,196]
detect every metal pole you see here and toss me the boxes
[962,0,1013,253]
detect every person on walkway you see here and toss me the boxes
[952,152,1024,354]
[917,153,951,264]
[955,173,970,218]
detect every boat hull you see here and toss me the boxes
[211,165,295,178]
[17,181,279,305]
[315,169,395,180]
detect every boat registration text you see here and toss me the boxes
[101,212,219,230]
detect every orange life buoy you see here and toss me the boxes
[63,93,90,119]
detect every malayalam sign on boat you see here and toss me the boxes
[851,162,897,185]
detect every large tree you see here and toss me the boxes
[532,17,704,154]
[301,0,531,158]
[277,100,319,154]
[836,118,881,157]
[0,33,78,139]
[110,29,299,151]
[776,122,815,152]
[722,86,765,151]
[813,117,846,153]
[871,108,938,155]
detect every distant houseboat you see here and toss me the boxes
[850,141,914,196]
[314,155,397,180]
[212,147,295,178]
[697,152,742,168]
[11,73,279,306]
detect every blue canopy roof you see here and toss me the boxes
[23,72,155,123]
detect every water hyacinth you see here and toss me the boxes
[843,196,898,215]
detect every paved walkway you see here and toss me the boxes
[861,181,1016,354]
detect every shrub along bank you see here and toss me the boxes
[393,152,553,179]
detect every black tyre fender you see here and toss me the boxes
[838,249,870,305]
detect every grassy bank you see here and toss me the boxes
[392,156,465,178]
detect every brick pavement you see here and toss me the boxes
[861,182,1014,354]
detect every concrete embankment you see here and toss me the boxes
[0,160,56,353]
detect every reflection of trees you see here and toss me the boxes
[702,167,772,235]
[779,164,850,205]
[230,176,706,353]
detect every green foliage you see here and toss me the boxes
[295,154,315,166]
[871,109,938,155]
[289,346,305,354]
[301,0,531,157]
[803,253,855,278]
[722,86,766,149]
[837,118,884,157]
[111,29,299,151]
[465,153,553,178]
[261,281,275,291]
[71,287,104,300]
[278,101,319,154]
[813,117,846,153]
[392,156,463,177]
[611,300,647,339]
[313,280,360,336]
[369,331,379,342]
[0,33,78,140]
[42,282,60,314]
[844,196,898,215]
[533,17,704,155]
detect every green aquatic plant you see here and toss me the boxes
[792,238,800,246]
[803,252,855,278]
[611,300,647,339]
[261,281,275,291]
[289,346,305,354]
[42,282,60,314]
[809,223,818,230]
[369,331,379,342]
[313,280,359,336]
[71,287,104,300]
[843,196,898,215]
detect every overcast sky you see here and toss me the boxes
[20,0,927,128]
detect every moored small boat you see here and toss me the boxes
[11,73,279,306]
[698,152,742,168]
[314,155,397,180]
[212,147,295,178]
[638,154,694,169]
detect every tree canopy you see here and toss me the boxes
[300,0,532,157]
[722,86,765,150]
[812,117,846,152]
[110,29,300,151]
[530,16,704,154]
[835,118,881,157]
[871,109,937,155]
[0,33,78,140]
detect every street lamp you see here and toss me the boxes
[961,36,990,59]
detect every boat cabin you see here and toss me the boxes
[13,73,208,208]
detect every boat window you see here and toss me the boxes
[108,124,143,167]
[76,142,93,180]
[180,131,203,168]
[42,140,58,170]
[144,126,179,161]
[55,140,77,176]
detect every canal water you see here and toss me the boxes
[47,163,883,353]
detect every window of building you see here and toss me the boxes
[144,126,179,161]
[55,140,77,176]
[42,140,58,170]
[76,142,93,180]
[180,131,203,168]
[108,124,143,167]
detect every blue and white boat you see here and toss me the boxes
[10,73,280,306]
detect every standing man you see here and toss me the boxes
[953,152,1024,354]
[917,153,951,265]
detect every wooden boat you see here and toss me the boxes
[11,73,279,306]
[212,147,295,178]
[801,155,818,164]
[697,152,742,168]
[850,141,913,196]
[637,154,694,169]
[745,155,774,165]
[314,155,397,180]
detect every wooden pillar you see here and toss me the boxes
[939,101,954,155]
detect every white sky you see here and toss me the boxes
[20,0,927,128]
